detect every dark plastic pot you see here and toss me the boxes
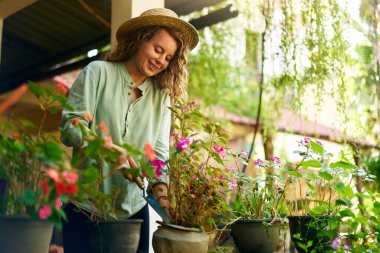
[0,179,8,215]
[0,215,53,253]
[88,219,143,253]
[231,218,282,253]
[288,215,340,253]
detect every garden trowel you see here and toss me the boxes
[142,190,171,223]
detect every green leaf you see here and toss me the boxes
[310,141,324,154]
[335,198,351,206]
[82,167,99,184]
[310,205,326,215]
[18,189,36,205]
[330,161,356,169]
[287,170,303,178]
[301,160,321,168]
[319,171,333,181]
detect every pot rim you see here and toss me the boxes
[234,218,283,224]
[88,219,144,225]
[156,220,202,232]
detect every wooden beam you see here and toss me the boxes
[0,0,36,18]
[189,5,239,30]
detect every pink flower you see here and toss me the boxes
[254,159,264,166]
[62,171,78,184]
[84,112,94,122]
[71,118,80,126]
[144,143,156,161]
[46,168,61,183]
[183,164,189,169]
[39,204,52,220]
[192,175,198,180]
[214,145,226,158]
[176,138,190,151]
[189,101,195,110]
[99,122,109,134]
[152,160,166,170]
[270,156,281,165]
[171,132,180,137]
[55,198,62,209]
[241,151,249,158]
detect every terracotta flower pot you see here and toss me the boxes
[153,221,209,253]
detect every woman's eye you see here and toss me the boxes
[155,47,162,53]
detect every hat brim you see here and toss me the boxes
[116,15,199,50]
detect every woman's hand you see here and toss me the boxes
[112,144,144,189]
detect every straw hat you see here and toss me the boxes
[116,8,199,50]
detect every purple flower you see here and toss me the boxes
[214,145,226,158]
[330,237,341,249]
[343,245,350,253]
[176,137,190,151]
[254,159,264,166]
[228,178,238,190]
[152,159,166,170]
[303,137,311,145]
[316,140,323,146]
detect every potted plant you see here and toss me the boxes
[229,156,288,253]
[67,119,160,253]
[285,138,346,253]
[152,101,237,253]
[0,82,79,253]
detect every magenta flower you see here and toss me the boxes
[214,145,226,158]
[254,159,264,166]
[152,159,166,170]
[183,164,189,169]
[155,168,163,178]
[176,137,190,151]
[39,204,52,220]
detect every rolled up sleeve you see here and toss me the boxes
[59,64,99,149]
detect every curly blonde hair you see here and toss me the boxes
[102,26,190,99]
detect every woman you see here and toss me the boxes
[59,8,198,253]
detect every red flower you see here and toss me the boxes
[71,118,80,126]
[46,168,61,183]
[62,171,78,184]
[143,143,156,161]
[99,122,109,134]
[56,82,68,95]
[84,112,94,122]
[65,184,78,195]
[40,180,49,197]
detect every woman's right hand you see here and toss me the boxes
[113,146,144,189]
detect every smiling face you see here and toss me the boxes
[127,28,178,84]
